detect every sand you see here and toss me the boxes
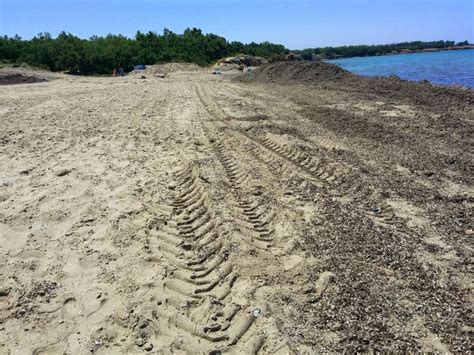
[0,65,472,353]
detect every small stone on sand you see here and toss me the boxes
[56,168,72,177]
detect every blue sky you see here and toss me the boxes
[1,0,473,48]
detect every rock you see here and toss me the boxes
[217,55,268,69]
[56,168,72,177]
[314,271,335,298]
[19,168,32,176]
[134,338,145,347]
[281,53,303,61]
[81,216,95,223]
[144,343,154,352]
[138,319,149,329]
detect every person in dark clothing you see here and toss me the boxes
[118,68,124,77]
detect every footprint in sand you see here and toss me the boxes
[83,297,113,323]
[62,297,81,319]
[32,340,66,355]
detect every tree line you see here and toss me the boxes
[296,40,471,60]
[0,28,287,74]
[1,30,470,74]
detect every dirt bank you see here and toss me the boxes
[236,61,474,109]
[0,67,472,353]
[129,62,204,77]
[0,73,47,85]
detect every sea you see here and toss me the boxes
[328,49,474,88]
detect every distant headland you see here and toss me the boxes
[294,40,473,60]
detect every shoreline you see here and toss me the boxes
[325,47,474,89]
[326,45,474,61]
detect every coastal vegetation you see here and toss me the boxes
[0,28,287,74]
[0,29,470,74]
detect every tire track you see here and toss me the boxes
[259,135,349,185]
[195,96,278,251]
[196,83,428,261]
[143,164,278,353]
[213,137,276,250]
[196,83,349,192]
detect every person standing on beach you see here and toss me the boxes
[118,68,124,77]
[112,68,117,77]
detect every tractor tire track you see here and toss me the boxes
[212,135,277,250]
[143,164,281,353]
[195,91,279,251]
[195,83,349,193]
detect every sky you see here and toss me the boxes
[1,0,473,49]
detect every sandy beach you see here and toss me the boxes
[0,64,472,353]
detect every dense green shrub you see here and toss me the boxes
[0,28,287,75]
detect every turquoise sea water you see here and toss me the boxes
[328,49,474,87]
